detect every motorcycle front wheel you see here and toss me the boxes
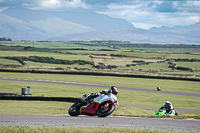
[68,103,81,116]
[96,103,115,117]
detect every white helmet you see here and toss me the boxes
[165,101,172,107]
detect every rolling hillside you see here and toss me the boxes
[1,7,200,44]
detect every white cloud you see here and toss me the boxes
[185,1,200,6]
[39,0,89,9]
[131,22,159,30]
[40,0,60,9]
[62,0,89,9]
[99,1,200,30]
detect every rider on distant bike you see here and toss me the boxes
[159,101,178,116]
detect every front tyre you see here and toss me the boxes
[97,103,115,117]
[68,103,81,116]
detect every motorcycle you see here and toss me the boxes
[68,91,119,117]
[155,109,178,116]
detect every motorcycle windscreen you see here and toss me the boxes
[80,102,100,115]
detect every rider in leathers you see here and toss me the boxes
[160,101,178,116]
[82,86,118,104]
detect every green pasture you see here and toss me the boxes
[0,41,110,50]
[117,62,172,71]
[61,50,117,55]
[61,50,168,59]
[24,61,93,69]
[1,46,200,78]
[159,71,200,76]
[93,57,134,66]
[1,126,197,133]
[0,41,73,49]
[119,52,167,58]
[1,72,200,94]
[167,54,200,59]
[175,62,200,70]
[0,59,21,65]
[0,51,91,61]
[116,61,200,76]
[93,57,163,67]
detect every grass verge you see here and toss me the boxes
[0,126,198,133]
[0,72,200,94]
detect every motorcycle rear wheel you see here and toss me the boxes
[96,103,115,117]
[68,103,81,116]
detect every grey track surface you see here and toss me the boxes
[0,114,200,132]
[1,77,200,97]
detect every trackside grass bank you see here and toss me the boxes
[0,126,197,133]
[0,72,200,94]
[0,72,199,118]
[0,79,200,111]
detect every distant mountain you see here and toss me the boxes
[50,24,200,44]
[149,22,200,38]
[48,11,135,31]
[1,7,200,44]
[2,7,96,37]
[0,13,47,40]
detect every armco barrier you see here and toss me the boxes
[0,96,81,103]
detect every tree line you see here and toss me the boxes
[0,37,12,41]
[5,56,93,65]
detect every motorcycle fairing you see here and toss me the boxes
[156,109,166,116]
[93,93,118,107]
[80,101,100,115]
[156,109,176,116]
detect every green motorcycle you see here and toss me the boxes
[155,109,178,116]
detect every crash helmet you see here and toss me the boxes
[109,86,118,95]
[82,93,90,100]
[165,101,172,107]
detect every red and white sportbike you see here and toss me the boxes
[68,86,119,117]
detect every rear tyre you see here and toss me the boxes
[175,111,178,116]
[97,103,115,117]
[68,103,81,116]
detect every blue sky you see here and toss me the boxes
[0,0,200,29]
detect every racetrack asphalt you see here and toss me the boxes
[0,114,200,132]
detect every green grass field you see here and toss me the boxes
[24,61,93,69]
[1,45,200,78]
[167,54,200,59]
[119,51,167,58]
[175,62,200,70]
[1,42,200,133]
[0,72,199,117]
[0,59,21,65]
[0,126,197,133]
[0,42,200,119]
[60,50,117,55]
[0,51,91,61]
[117,62,171,71]
[1,79,199,110]
[1,72,199,94]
